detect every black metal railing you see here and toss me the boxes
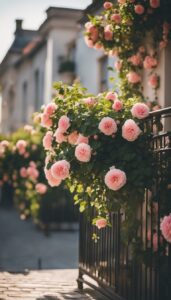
[77,107,171,300]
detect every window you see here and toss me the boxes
[22,81,27,122]
[34,69,40,111]
[99,56,108,92]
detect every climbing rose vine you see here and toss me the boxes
[41,82,155,242]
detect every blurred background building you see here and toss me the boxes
[0,0,171,133]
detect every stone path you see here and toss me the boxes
[0,269,102,300]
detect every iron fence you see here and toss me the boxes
[77,107,171,300]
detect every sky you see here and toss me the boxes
[0,0,92,63]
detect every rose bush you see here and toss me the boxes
[41,81,155,242]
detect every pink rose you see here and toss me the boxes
[27,166,39,180]
[143,56,157,69]
[41,113,52,128]
[24,125,33,132]
[16,140,27,155]
[95,218,107,229]
[160,214,171,243]
[150,0,160,8]
[111,14,121,24]
[58,115,70,133]
[24,152,29,158]
[118,0,126,4]
[1,140,10,148]
[94,42,103,50]
[103,1,113,9]
[75,143,91,162]
[127,71,141,84]
[131,103,150,119]
[36,183,47,194]
[54,128,67,144]
[44,167,62,187]
[29,161,36,168]
[76,134,89,145]
[104,167,127,191]
[44,103,57,115]
[51,160,70,180]
[122,119,141,141]
[43,131,53,150]
[68,131,79,145]
[99,117,117,136]
[83,97,96,107]
[104,25,113,41]
[20,167,28,178]
[128,54,142,66]
[114,60,122,71]
[134,4,145,14]
[148,74,159,89]
[112,100,123,111]
[105,91,118,101]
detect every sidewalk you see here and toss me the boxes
[0,269,105,300]
[0,208,107,300]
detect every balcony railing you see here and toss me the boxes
[77,107,171,300]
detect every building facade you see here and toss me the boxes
[0,1,171,133]
[0,7,82,132]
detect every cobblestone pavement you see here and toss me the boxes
[0,269,106,300]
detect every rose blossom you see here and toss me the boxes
[103,1,113,9]
[111,14,121,24]
[24,152,29,158]
[150,0,160,9]
[122,119,141,141]
[99,117,117,136]
[143,56,157,69]
[51,160,70,180]
[43,131,53,150]
[20,167,28,178]
[105,91,118,101]
[27,166,39,180]
[76,134,89,145]
[16,140,27,155]
[131,103,150,119]
[68,131,79,145]
[127,71,141,84]
[160,214,171,243]
[54,128,67,144]
[3,175,9,182]
[44,103,57,115]
[148,74,159,89]
[96,218,107,229]
[36,183,47,194]
[112,100,123,111]
[104,167,127,191]
[58,115,70,133]
[134,4,144,15]
[128,54,142,66]
[104,25,113,41]
[83,97,96,107]
[75,143,91,162]
[114,60,122,71]
[1,140,10,148]
[44,167,62,187]
[118,0,126,4]
[24,125,33,132]
[41,113,52,128]
[29,161,37,168]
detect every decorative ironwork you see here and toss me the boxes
[77,107,171,300]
